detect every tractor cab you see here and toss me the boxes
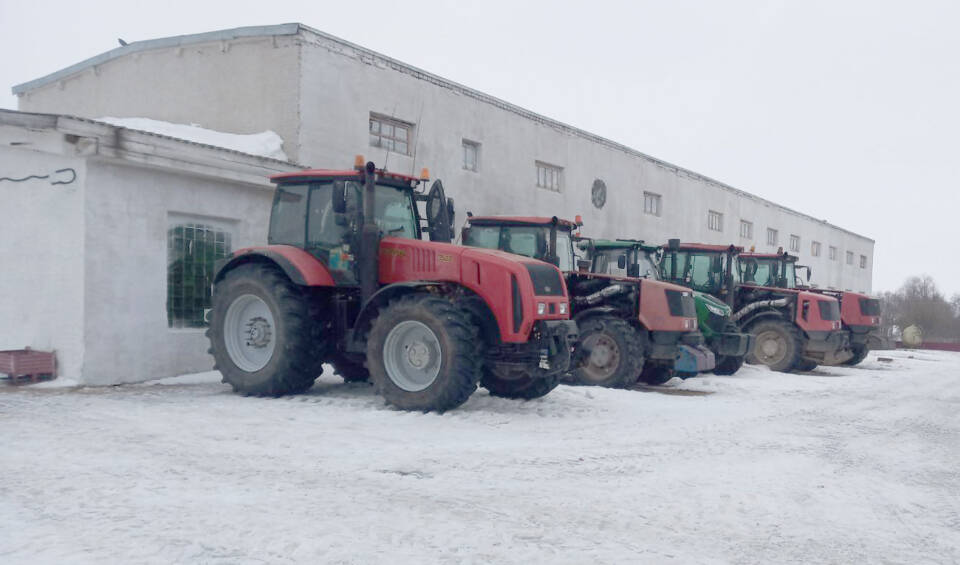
[585,239,661,280]
[739,250,806,289]
[659,242,742,306]
[461,215,579,271]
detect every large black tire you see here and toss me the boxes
[571,316,645,388]
[745,319,804,373]
[639,364,675,385]
[841,345,870,366]
[331,354,369,383]
[713,322,747,376]
[481,365,559,400]
[367,294,482,412]
[207,264,322,396]
[794,359,818,372]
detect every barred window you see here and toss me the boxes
[790,234,800,252]
[536,161,562,192]
[811,241,821,257]
[167,223,232,328]
[829,246,838,260]
[708,210,723,232]
[767,228,778,246]
[860,254,867,269]
[643,192,662,216]
[369,114,412,155]
[739,220,753,239]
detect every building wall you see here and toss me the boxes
[297,37,875,292]
[0,127,87,377]
[17,35,303,161]
[81,161,274,384]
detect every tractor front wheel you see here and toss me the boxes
[746,319,803,373]
[572,316,645,388]
[841,345,870,366]
[207,264,322,396]
[481,365,559,400]
[713,323,747,376]
[367,295,482,412]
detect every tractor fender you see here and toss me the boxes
[739,309,788,333]
[352,281,442,336]
[573,306,618,325]
[214,245,336,286]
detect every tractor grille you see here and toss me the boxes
[818,300,841,321]
[706,310,727,332]
[666,290,697,318]
[524,263,564,296]
[859,298,881,316]
[412,248,437,272]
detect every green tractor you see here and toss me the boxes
[583,239,752,375]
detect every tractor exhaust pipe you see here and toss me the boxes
[360,161,379,304]
[575,284,628,305]
[732,298,789,323]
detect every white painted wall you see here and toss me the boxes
[0,127,86,377]
[81,161,274,384]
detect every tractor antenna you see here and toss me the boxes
[410,99,426,181]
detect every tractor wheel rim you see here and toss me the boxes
[755,330,787,365]
[581,333,620,381]
[383,320,442,392]
[223,294,276,372]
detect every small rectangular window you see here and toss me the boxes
[829,246,837,260]
[860,254,867,268]
[739,220,753,239]
[767,228,778,246]
[708,210,723,232]
[790,234,800,252]
[369,114,412,155]
[536,161,562,192]
[168,221,232,328]
[811,241,821,257]
[462,139,479,172]
[846,251,854,265]
[643,192,662,216]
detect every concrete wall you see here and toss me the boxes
[0,127,86,377]
[81,161,274,384]
[297,36,875,293]
[18,36,303,161]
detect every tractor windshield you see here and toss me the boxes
[661,251,731,293]
[463,224,575,271]
[592,247,659,279]
[741,258,795,288]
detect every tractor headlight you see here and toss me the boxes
[559,302,568,315]
[684,318,696,330]
[537,302,547,315]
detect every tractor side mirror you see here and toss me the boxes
[617,255,627,269]
[332,181,347,214]
[627,263,640,278]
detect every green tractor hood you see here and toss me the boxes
[693,291,732,339]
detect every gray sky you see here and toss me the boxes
[2,0,957,296]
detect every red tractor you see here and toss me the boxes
[461,215,703,387]
[659,241,847,373]
[206,160,578,412]
[739,250,881,367]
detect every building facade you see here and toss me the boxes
[0,110,298,383]
[12,23,874,293]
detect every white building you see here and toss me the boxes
[0,110,298,383]
[12,23,874,294]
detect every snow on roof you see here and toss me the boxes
[96,116,288,161]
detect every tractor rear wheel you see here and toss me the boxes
[572,316,645,388]
[841,345,870,366]
[367,294,482,412]
[207,264,322,396]
[746,319,803,373]
[481,365,559,400]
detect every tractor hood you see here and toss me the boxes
[696,291,731,318]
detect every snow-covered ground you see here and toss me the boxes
[2,351,958,564]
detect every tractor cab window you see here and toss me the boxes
[502,227,546,259]
[555,230,575,272]
[592,249,629,277]
[462,225,501,250]
[636,250,660,280]
[269,184,309,246]
[743,258,790,287]
[374,184,418,239]
[665,252,726,293]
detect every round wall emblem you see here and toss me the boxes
[591,179,607,209]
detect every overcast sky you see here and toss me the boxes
[2,0,957,296]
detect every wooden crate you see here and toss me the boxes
[0,348,57,382]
